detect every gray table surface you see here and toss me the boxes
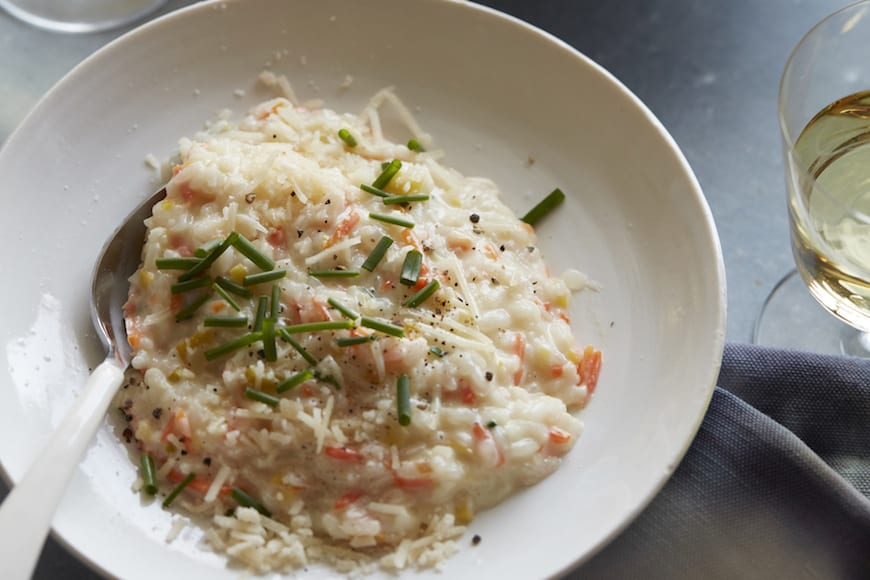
[0,0,843,577]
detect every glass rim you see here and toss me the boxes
[778,0,870,150]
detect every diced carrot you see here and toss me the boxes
[257,101,285,120]
[324,446,365,462]
[513,334,525,386]
[548,426,572,444]
[401,229,424,253]
[559,312,571,324]
[170,295,184,312]
[482,242,499,260]
[211,301,226,313]
[172,164,184,176]
[325,208,360,247]
[334,490,364,510]
[472,423,505,466]
[577,346,602,393]
[461,380,477,405]
[126,318,143,349]
[393,475,434,489]
[550,363,565,377]
[267,227,286,248]
[180,182,196,204]
[412,263,431,291]
[314,299,332,322]
[446,237,473,252]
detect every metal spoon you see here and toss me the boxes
[0,188,165,580]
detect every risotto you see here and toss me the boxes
[117,89,601,573]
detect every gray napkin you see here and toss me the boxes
[573,343,870,580]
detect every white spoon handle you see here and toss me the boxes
[0,358,125,579]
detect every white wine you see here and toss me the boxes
[789,90,870,330]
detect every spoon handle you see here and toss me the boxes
[0,358,125,579]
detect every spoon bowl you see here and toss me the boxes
[0,188,164,580]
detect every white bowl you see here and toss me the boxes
[0,0,726,578]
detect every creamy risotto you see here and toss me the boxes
[117,89,602,573]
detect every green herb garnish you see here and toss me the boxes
[243,269,286,286]
[369,212,414,229]
[244,387,279,408]
[309,269,360,279]
[162,473,195,508]
[156,257,201,270]
[400,250,422,286]
[203,316,248,328]
[204,331,263,361]
[372,159,402,189]
[361,236,393,271]
[338,128,357,147]
[360,316,404,338]
[276,369,314,393]
[404,279,440,307]
[397,375,411,426]
[520,188,566,226]
[327,297,359,320]
[140,454,157,495]
[231,488,272,517]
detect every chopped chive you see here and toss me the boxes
[277,329,318,365]
[281,320,355,334]
[230,232,276,271]
[397,375,411,426]
[360,316,404,338]
[383,194,430,205]
[429,345,446,357]
[175,291,212,322]
[404,279,440,307]
[314,370,342,390]
[361,236,394,272]
[140,454,157,495]
[520,188,566,226]
[178,234,235,282]
[244,387,279,408]
[204,331,263,361]
[372,159,402,189]
[309,269,360,279]
[369,212,415,229]
[276,369,314,393]
[400,250,423,286]
[243,269,286,286]
[380,161,391,170]
[253,296,268,332]
[338,128,357,147]
[360,183,391,198]
[486,420,497,429]
[337,335,374,347]
[270,284,281,320]
[407,139,425,152]
[194,239,222,258]
[213,283,242,311]
[162,473,195,508]
[156,257,201,270]
[231,487,272,517]
[171,275,212,294]
[262,318,277,362]
[204,316,248,328]
[215,276,253,299]
[327,297,359,320]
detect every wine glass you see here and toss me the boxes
[755,0,870,356]
[0,0,168,33]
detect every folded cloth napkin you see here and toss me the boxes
[572,343,870,580]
